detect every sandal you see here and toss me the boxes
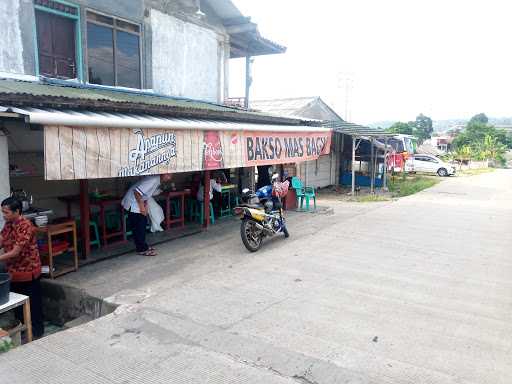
[138,249,157,257]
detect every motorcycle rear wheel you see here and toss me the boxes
[241,218,263,252]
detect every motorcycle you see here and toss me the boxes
[234,174,290,252]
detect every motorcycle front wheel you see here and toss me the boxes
[241,218,263,252]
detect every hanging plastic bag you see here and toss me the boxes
[146,197,164,233]
[272,180,290,198]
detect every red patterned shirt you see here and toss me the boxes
[1,216,41,282]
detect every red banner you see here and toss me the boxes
[244,131,332,166]
[203,131,224,170]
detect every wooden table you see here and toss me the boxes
[60,196,125,247]
[0,292,32,343]
[158,190,190,230]
[36,221,78,279]
[219,184,237,217]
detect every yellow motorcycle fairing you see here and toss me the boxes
[246,208,265,222]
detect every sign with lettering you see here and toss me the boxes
[202,131,224,170]
[43,126,331,180]
[244,132,332,166]
[118,129,177,177]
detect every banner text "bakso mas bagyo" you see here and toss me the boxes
[244,131,332,166]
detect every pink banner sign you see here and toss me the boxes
[244,131,332,166]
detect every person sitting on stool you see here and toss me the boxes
[196,172,225,202]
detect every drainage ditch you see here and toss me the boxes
[41,280,118,329]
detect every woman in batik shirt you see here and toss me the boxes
[0,197,44,338]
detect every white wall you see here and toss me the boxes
[0,134,10,230]
[0,0,24,75]
[151,10,223,102]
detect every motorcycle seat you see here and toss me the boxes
[238,204,263,210]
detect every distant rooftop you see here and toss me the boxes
[250,97,343,121]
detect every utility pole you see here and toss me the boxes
[337,72,354,121]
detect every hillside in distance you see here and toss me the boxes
[367,117,512,132]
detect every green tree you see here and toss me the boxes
[468,113,488,125]
[474,135,507,164]
[452,117,510,165]
[413,114,433,143]
[387,122,413,135]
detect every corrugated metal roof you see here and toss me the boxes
[0,78,233,111]
[251,97,319,116]
[250,96,343,122]
[0,78,302,125]
[0,106,332,133]
[325,121,395,137]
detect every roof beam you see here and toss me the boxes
[226,22,257,34]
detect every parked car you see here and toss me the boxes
[406,154,456,176]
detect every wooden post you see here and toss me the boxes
[23,298,32,342]
[79,179,90,259]
[203,170,211,229]
[383,137,389,191]
[335,133,344,187]
[370,138,375,193]
[373,139,378,192]
[351,136,356,195]
[250,167,256,191]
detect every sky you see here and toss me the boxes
[229,0,512,125]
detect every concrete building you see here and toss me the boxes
[429,135,454,153]
[0,0,284,102]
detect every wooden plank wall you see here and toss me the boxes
[44,126,247,180]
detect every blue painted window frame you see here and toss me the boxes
[33,0,83,82]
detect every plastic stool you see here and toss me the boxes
[231,196,240,214]
[76,217,101,249]
[105,211,122,230]
[170,199,180,218]
[189,200,215,224]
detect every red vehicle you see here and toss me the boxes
[385,135,417,172]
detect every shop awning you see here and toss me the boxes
[0,106,329,133]
[0,106,332,181]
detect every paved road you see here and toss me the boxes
[2,170,512,383]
